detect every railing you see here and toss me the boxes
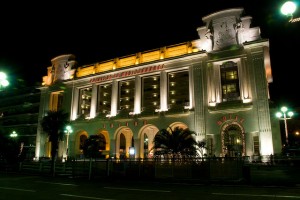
[16,157,245,180]
[6,155,300,184]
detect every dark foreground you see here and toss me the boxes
[3,157,300,187]
[0,173,300,200]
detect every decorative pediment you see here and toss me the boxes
[197,8,261,52]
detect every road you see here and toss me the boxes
[0,173,300,200]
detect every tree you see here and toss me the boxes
[152,126,197,162]
[82,134,106,180]
[0,132,19,168]
[41,109,69,175]
[83,134,106,159]
[196,140,207,159]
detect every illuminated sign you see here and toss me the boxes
[90,64,164,83]
[217,114,245,126]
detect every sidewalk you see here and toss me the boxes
[244,164,300,186]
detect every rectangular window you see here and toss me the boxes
[96,84,112,116]
[119,79,135,112]
[253,136,260,155]
[50,91,64,111]
[220,61,240,102]
[78,87,92,118]
[142,75,160,113]
[168,71,189,111]
[207,137,214,156]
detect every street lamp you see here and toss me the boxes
[64,125,73,160]
[10,130,18,138]
[276,106,294,145]
[281,1,300,23]
[0,72,9,91]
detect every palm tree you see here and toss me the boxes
[152,126,197,162]
[41,109,69,175]
[196,140,207,159]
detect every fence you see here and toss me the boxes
[4,156,300,185]
[16,157,245,181]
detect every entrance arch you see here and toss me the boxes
[221,122,245,157]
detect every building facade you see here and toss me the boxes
[0,86,40,160]
[35,8,282,162]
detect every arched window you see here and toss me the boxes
[79,135,87,150]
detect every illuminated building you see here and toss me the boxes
[35,8,281,162]
[0,86,40,160]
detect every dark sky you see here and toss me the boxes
[0,0,299,108]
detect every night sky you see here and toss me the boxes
[0,0,299,108]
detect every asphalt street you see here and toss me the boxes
[0,173,300,200]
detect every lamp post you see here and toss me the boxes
[64,125,73,160]
[276,106,294,146]
[0,72,9,91]
[9,130,23,156]
[10,130,18,138]
[281,1,300,23]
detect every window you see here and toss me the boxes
[119,79,135,111]
[220,61,240,102]
[97,84,112,115]
[168,71,189,110]
[79,87,92,118]
[79,135,87,150]
[50,91,64,111]
[142,75,160,112]
[119,133,126,159]
[207,137,214,156]
[253,136,260,155]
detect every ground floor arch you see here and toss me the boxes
[221,122,245,157]
[138,125,159,159]
[169,122,188,131]
[96,129,111,157]
[114,126,134,159]
[36,115,277,162]
[74,130,88,158]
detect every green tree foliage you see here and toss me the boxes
[83,134,106,159]
[152,126,197,161]
[82,134,106,180]
[41,110,69,173]
[196,140,207,158]
[0,133,19,165]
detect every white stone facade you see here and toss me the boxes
[35,8,281,162]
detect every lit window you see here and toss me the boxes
[220,61,240,102]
